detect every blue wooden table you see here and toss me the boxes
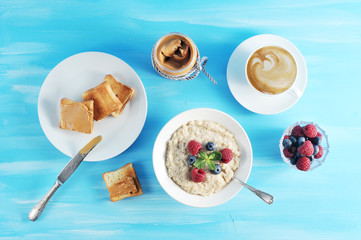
[1,1,360,239]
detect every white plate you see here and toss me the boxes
[153,108,253,207]
[38,52,147,161]
[227,34,307,114]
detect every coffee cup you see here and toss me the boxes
[245,46,301,98]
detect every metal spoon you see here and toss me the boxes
[233,177,274,205]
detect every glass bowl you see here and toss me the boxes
[279,121,330,171]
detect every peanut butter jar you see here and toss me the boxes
[152,32,198,77]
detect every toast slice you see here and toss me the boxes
[59,98,94,134]
[82,81,123,121]
[104,74,134,117]
[102,163,143,202]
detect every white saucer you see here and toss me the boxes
[38,52,147,161]
[227,34,307,114]
[152,108,253,207]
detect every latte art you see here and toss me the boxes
[246,46,297,94]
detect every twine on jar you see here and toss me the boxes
[151,51,217,85]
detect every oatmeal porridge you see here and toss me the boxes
[166,120,241,196]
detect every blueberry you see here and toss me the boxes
[313,137,322,146]
[210,164,222,174]
[206,142,215,151]
[289,136,297,145]
[290,156,298,165]
[187,155,197,165]
[309,155,314,161]
[282,139,292,149]
[295,151,301,158]
[313,145,319,156]
[298,137,306,146]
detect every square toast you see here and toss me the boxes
[59,98,94,134]
[102,163,143,202]
[82,81,122,121]
[104,74,134,117]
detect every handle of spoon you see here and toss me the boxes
[233,177,274,205]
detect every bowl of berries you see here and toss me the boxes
[280,121,329,171]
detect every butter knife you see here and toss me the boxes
[28,135,102,221]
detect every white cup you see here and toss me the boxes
[245,46,301,98]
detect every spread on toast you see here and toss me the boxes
[82,81,122,121]
[59,98,94,134]
[102,163,143,202]
[104,74,134,117]
[59,74,134,134]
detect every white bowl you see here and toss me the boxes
[152,108,253,207]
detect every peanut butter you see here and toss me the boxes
[108,177,138,197]
[154,33,197,76]
[79,135,102,155]
[59,98,94,134]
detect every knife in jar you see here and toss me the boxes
[28,135,102,221]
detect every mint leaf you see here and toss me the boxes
[193,151,220,170]
[193,158,206,169]
[208,152,216,160]
[207,159,216,170]
[199,151,207,160]
[210,151,222,161]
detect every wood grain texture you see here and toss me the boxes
[1,0,361,239]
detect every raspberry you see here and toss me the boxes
[220,148,233,163]
[297,140,314,156]
[291,125,304,137]
[315,145,323,159]
[303,124,318,138]
[284,135,290,140]
[187,140,202,155]
[296,157,311,171]
[191,168,206,182]
[283,148,294,158]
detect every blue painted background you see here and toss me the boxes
[1,1,361,239]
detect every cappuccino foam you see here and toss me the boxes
[246,46,297,94]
